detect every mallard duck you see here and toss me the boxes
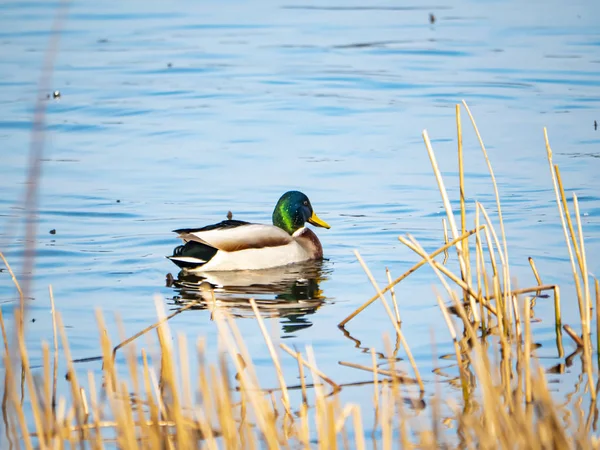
[167,191,330,272]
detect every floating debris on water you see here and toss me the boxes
[429,13,436,24]
[167,62,173,68]
[595,120,597,130]
[116,199,120,203]
[49,229,56,235]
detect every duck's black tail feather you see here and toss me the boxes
[167,241,218,270]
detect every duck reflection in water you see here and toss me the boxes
[167,260,330,335]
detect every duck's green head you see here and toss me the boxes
[272,191,331,235]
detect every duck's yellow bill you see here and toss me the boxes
[308,211,330,229]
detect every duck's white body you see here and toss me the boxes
[168,221,323,273]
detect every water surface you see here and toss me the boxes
[1,0,600,443]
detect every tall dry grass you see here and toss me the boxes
[2,103,600,448]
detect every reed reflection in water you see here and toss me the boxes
[166,260,331,335]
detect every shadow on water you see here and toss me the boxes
[166,260,332,335]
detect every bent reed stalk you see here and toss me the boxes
[2,104,599,448]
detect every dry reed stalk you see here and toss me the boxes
[0,312,8,360]
[528,257,542,313]
[140,350,160,445]
[429,330,442,448]
[337,361,417,385]
[404,235,476,349]
[353,250,424,391]
[41,343,51,442]
[78,389,89,423]
[553,285,565,359]
[385,268,401,324]
[572,197,593,312]
[211,364,234,448]
[304,346,327,449]
[573,194,596,400]
[3,336,33,450]
[435,294,469,400]
[56,312,89,445]
[563,325,584,348]
[213,311,279,448]
[0,251,24,302]
[117,382,138,449]
[451,304,502,443]
[223,312,263,393]
[177,334,193,434]
[474,205,490,332]
[381,334,406,438]
[422,129,478,322]
[399,236,498,316]
[112,301,197,359]
[94,310,117,395]
[333,403,354,436]
[294,349,309,405]
[528,257,543,291]
[279,344,340,393]
[451,292,504,418]
[370,348,380,422]
[86,370,104,449]
[380,381,393,450]
[476,202,522,338]
[442,218,450,265]
[0,252,30,447]
[194,340,219,450]
[16,324,47,449]
[524,299,532,404]
[249,298,291,414]
[156,299,192,448]
[240,406,257,450]
[479,284,556,303]
[339,226,483,326]
[196,337,214,428]
[573,194,592,327]
[326,399,337,450]
[533,365,571,449]
[462,100,512,315]
[477,204,499,282]
[544,129,582,325]
[480,231,503,332]
[596,278,600,363]
[555,166,585,277]
[294,402,309,449]
[456,104,472,311]
[0,309,12,445]
[148,366,169,423]
[488,247,507,337]
[122,365,154,448]
[350,406,366,450]
[48,286,59,417]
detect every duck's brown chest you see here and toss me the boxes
[294,227,324,259]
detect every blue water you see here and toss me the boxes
[1,0,600,444]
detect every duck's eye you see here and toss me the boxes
[303,200,308,206]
